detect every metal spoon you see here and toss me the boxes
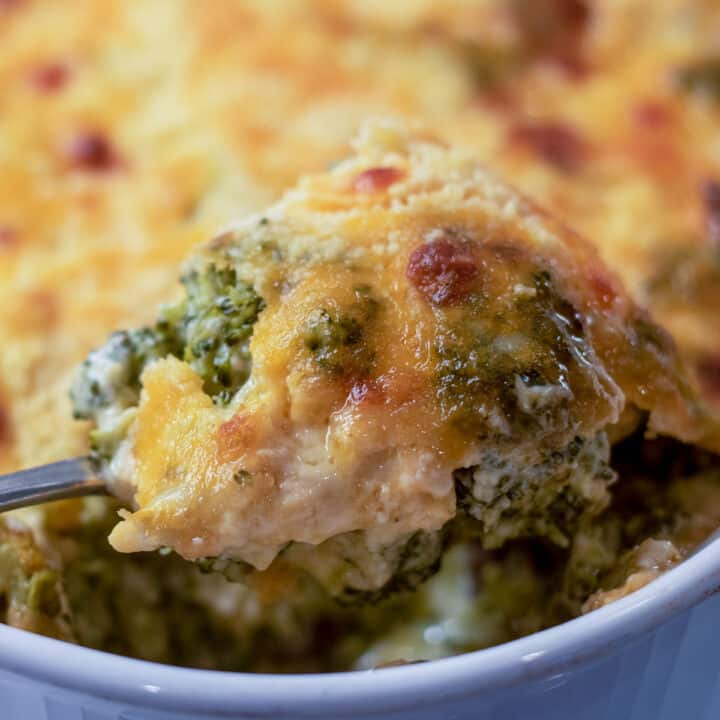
[0,458,106,512]
[2,459,720,562]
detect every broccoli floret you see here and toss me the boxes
[71,327,179,421]
[0,517,73,641]
[72,264,263,422]
[191,529,445,606]
[273,529,446,606]
[174,265,265,402]
[71,263,264,469]
[335,531,446,606]
[71,326,180,468]
[454,434,615,548]
[304,309,364,372]
[435,270,592,438]
[303,284,379,377]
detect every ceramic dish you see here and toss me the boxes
[1,533,719,720]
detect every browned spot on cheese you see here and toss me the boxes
[348,368,425,409]
[702,179,720,249]
[352,166,403,193]
[217,412,256,463]
[511,0,590,73]
[406,232,478,306]
[474,88,518,114]
[0,226,18,249]
[588,265,620,309]
[509,120,588,173]
[633,100,674,129]
[29,62,70,93]
[64,131,118,172]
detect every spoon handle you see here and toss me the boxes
[0,457,106,513]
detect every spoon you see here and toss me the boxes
[0,458,106,512]
[2,459,720,566]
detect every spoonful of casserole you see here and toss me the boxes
[3,121,719,602]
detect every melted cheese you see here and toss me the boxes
[102,123,720,571]
[2,0,720,479]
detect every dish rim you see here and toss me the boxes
[0,534,719,716]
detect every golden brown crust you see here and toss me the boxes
[1,0,719,471]
[101,123,719,568]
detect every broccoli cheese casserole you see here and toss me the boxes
[2,0,720,672]
[69,122,720,602]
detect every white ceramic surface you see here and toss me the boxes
[1,537,720,719]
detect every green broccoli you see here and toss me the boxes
[333,531,446,606]
[70,263,265,468]
[71,327,179,421]
[453,434,615,548]
[303,284,379,377]
[263,529,447,606]
[190,528,445,607]
[173,265,265,402]
[434,270,593,438]
[0,517,73,641]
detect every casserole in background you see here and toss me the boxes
[1,0,720,677]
